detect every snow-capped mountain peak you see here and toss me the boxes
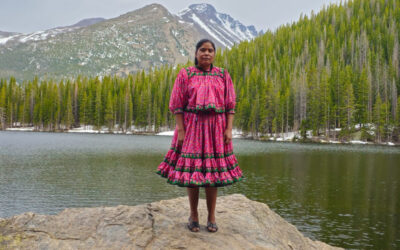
[190,3,216,14]
[0,3,260,81]
[178,3,259,48]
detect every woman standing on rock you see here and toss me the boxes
[156,39,244,233]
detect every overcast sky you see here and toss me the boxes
[0,0,341,34]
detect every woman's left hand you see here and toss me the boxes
[224,129,232,144]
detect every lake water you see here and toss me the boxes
[0,131,399,249]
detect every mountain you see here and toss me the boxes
[0,18,106,46]
[0,4,200,81]
[0,31,22,45]
[0,3,259,81]
[0,31,21,38]
[63,18,106,28]
[0,27,81,46]
[178,4,259,48]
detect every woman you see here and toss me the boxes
[156,39,244,233]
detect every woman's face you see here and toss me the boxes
[195,42,215,68]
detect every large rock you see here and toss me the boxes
[0,194,342,249]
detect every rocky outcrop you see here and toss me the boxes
[0,194,342,249]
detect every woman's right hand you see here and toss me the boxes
[177,128,185,146]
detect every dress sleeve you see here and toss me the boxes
[224,69,236,114]
[169,68,188,114]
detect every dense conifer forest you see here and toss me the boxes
[0,0,399,143]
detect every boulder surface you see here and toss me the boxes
[0,194,342,249]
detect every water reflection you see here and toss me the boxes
[235,152,400,249]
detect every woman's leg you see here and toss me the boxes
[205,186,218,231]
[187,187,200,231]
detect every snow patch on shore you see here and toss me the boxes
[155,128,244,137]
[3,126,398,146]
[156,130,174,136]
[350,140,369,144]
[5,127,35,131]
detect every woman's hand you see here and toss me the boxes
[224,128,232,144]
[177,128,185,146]
[225,113,234,144]
[175,113,185,146]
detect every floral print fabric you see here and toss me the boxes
[168,66,236,114]
[156,66,244,187]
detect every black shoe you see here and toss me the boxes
[206,221,218,232]
[187,216,200,232]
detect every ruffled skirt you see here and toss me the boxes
[156,110,244,187]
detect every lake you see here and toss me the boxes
[0,131,399,249]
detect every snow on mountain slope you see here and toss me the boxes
[177,4,259,48]
[0,3,259,81]
[0,18,106,46]
[0,4,199,81]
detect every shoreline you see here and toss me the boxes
[2,126,398,147]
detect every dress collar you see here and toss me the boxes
[195,64,213,72]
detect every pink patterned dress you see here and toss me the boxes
[156,65,244,187]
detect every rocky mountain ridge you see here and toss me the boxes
[178,3,259,48]
[0,3,260,81]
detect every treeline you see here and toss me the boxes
[0,65,185,133]
[1,0,400,143]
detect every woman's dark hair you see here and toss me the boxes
[194,39,216,65]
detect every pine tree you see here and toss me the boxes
[307,64,322,135]
[0,84,6,128]
[104,90,114,132]
[397,98,400,128]
[94,81,102,129]
[79,90,88,128]
[373,92,384,142]
[64,90,74,129]
[355,68,369,126]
